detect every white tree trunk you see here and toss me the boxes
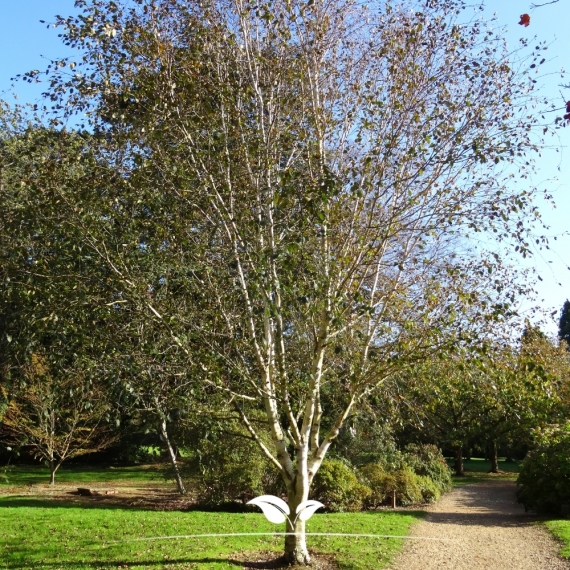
[160,420,186,495]
[283,466,311,565]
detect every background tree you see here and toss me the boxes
[1,354,115,484]
[401,350,486,476]
[0,104,209,491]
[477,327,565,473]
[402,322,569,476]
[558,300,570,349]
[0,104,116,397]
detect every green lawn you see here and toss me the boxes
[0,464,164,487]
[545,520,570,560]
[0,495,423,569]
[446,457,520,486]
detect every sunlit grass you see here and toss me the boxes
[0,495,423,569]
[446,457,520,486]
[545,519,570,560]
[0,464,164,487]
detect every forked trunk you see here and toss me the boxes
[160,420,186,495]
[284,485,311,565]
[454,446,464,477]
[49,459,60,485]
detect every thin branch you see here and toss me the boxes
[531,0,559,8]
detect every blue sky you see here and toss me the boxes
[1,0,568,336]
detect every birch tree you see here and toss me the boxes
[34,0,550,562]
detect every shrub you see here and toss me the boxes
[359,463,425,507]
[516,422,570,515]
[394,467,424,506]
[334,420,402,467]
[359,463,395,508]
[404,444,452,494]
[183,428,281,506]
[416,475,441,504]
[311,458,371,512]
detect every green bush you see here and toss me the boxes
[334,420,402,467]
[416,474,441,503]
[311,458,371,512]
[359,463,395,508]
[359,464,426,507]
[393,467,424,506]
[517,422,570,515]
[183,428,281,506]
[404,444,452,494]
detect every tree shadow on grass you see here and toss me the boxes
[0,495,153,511]
[0,554,342,570]
[0,490,197,512]
[0,557,235,569]
[0,495,427,525]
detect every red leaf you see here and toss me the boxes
[566,101,570,113]
[519,13,530,27]
[564,113,570,121]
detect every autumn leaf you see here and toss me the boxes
[566,101,570,113]
[519,14,530,27]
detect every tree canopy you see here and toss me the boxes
[0,0,554,563]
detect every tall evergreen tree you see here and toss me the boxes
[558,300,570,349]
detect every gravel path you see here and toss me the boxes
[390,480,570,570]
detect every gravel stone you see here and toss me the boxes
[390,480,570,570]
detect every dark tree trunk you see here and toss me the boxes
[489,440,499,473]
[454,446,464,476]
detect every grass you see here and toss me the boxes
[0,464,164,487]
[446,457,520,486]
[545,520,570,560]
[0,495,423,569]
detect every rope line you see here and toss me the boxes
[113,532,455,543]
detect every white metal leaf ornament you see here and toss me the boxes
[295,500,324,522]
[247,495,290,524]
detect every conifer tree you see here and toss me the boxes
[558,300,570,349]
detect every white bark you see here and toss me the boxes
[160,419,186,495]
